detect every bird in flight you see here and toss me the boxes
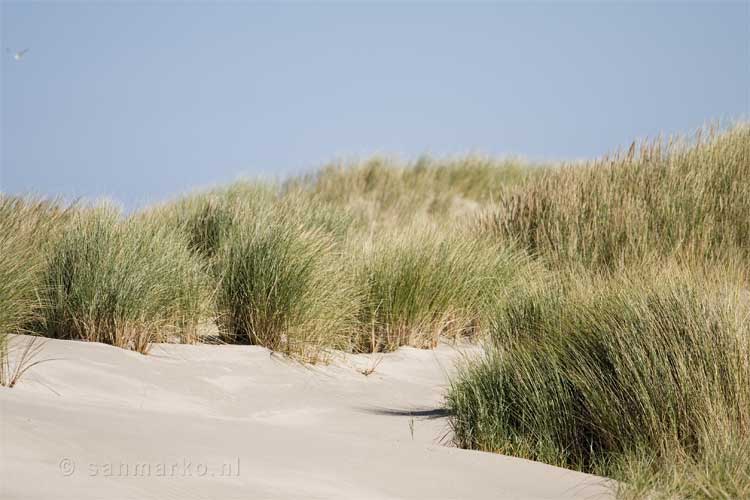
[6,48,30,61]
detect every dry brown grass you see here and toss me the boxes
[479,124,750,271]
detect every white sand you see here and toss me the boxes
[0,336,614,499]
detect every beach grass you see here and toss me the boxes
[478,124,750,270]
[350,228,531,352]
[214,205,357,361]
[34,204,212,353]
[0,196,67,385]
[2,122,748,498]
[447,124,750,497]
[447,266,750,497]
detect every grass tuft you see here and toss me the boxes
[0,196,67,386]
[447,266,750,496]
[215,207,357,361]
[479,124,750,270]
[352,228,530,352]
[35,205,212,353]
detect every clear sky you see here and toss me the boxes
[1,1,748,209]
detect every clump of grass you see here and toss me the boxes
[300,155,533,205]
[290,156,538,231]
[447,267,750,496]
[352,228,530,352]
[275,189,356,241]
[149,182,276,259]
[479,124,750,270]
[0,196,67,386]
[150,181,355,257]
[0,198,45,338]
[215,207,356,361]
[611,434,750,499]
[144,185,357,360]
[36,205,212,353]
[0,196,69,334]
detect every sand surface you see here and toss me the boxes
[1,336,614,499]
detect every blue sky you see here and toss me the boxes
[1,1,748,208]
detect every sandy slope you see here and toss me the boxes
[0,336,614,499]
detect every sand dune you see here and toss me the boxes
[0,336,614,499]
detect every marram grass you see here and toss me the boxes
[36,205,213,353]
[1,124,749,498]
[289,155,539,231]
[215,208,357,362]
[447,263,750,497]
[0,196,68,385]
[146,181,276,259]
[479,124,750,270]
[0,197,60,338]
[351,228,532,352]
